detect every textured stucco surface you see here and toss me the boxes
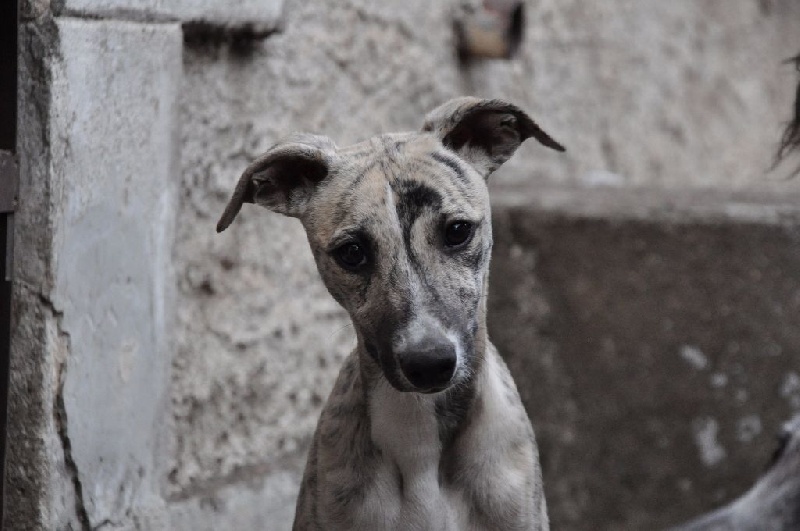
[8,0,800,529]
[7,19,58,531]
[495,0,800,190]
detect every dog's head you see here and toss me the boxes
[217,98,564,393]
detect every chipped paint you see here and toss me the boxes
[736,415,762,443]
[710,372,728,389]
[693,417,727,467]
[680,345,709,371]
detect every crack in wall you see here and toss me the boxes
[40,293,92,531]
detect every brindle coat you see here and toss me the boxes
[217,98,565,531]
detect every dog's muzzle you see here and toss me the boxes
[394,326,458,392]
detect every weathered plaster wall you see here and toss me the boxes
[10,13,182,530]
[8,0,800,530]
[50,19,181,529]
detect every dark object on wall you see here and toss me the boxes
[182,21,280,58]
[773,54,800,177]
[670,415,800,531]
[455,0,524,60]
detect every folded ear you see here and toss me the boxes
[422,97,564,177]
[216,134,336,232]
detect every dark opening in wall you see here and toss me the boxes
[182,21,280,58]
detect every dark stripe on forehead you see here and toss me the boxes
[416,157,470,198]
[346,160,376,194]
[392,179,442,260]
[390,179,441,254]
[378,150,397,182]
[389,179,450,309]
[392,179,443,211]
[431,151,469,184]
[331,160,378,225]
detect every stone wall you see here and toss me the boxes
[8,0,800,529]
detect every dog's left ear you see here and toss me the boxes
[422,97,565,177]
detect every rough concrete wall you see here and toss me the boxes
[8,18,60,531]
[9,0,800,530]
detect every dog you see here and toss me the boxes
[217,97,565,530]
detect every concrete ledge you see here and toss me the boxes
[60,0,285,28]
[488,184,800,530]
[490,183,800,224]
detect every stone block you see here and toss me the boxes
[48,18,181,528]
[487,184,800,530]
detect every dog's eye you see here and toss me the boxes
[335,242,368,271]
[444,221,474,247]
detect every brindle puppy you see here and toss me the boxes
[217,98,565,531]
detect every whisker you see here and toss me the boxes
[329,322,355,339]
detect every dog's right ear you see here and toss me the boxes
[216,134,336,232]
[422,97,564,178]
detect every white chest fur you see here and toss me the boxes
[356,351,531,531]
[315,348,545,531]
[363,384,452,530]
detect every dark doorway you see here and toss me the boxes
[0,0,19,523]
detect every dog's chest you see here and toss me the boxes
[359,387,478,531]
[367,387,443,520]
[355,458,473,531]
[339,353,542,531]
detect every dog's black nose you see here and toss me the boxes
[398,339,457,391]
